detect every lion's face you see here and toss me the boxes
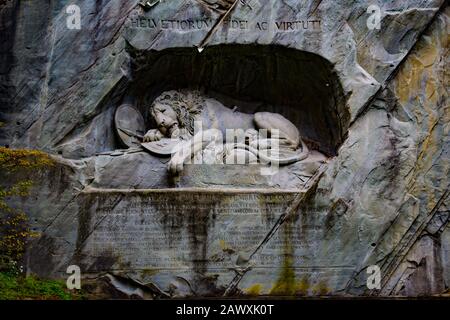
[151,102,179,137]
[150,90,205,138]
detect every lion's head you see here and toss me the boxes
[150,90,204,137]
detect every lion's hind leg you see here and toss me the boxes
[254,112,301,149]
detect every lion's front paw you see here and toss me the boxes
[143,129,163,142]
[168,151,186,175]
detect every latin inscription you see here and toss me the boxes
[82,192,302,270]
[128,17,321,32]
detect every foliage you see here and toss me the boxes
[0,147,54,172]
[0,211,39,267]
[0,148,54,271]
[0,272,83,300]
[0,181,33,211]
[0,148,75,300]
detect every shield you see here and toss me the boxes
[114,104,146,148]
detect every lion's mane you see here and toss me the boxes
[151,90,204,136]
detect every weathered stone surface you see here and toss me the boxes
[3,0,441,155]
[72,190,299,296]
[443,225,450,290]
[0,0,448,298]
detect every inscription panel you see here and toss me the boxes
[81,191,297,272]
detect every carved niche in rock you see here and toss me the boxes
[115,89,326,181]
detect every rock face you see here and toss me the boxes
[0,0,448,298]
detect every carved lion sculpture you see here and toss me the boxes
[143,90,309,174]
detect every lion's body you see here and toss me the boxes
[146,90,309,174]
